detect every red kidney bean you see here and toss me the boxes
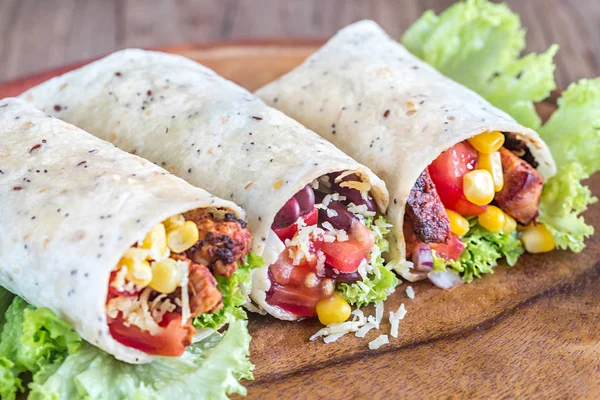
[318,201,356,231]
[330,173,377,212]
[293,185,315,215]
[322,266,362,283]
[272,197,301,229]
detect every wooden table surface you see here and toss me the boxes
[1,0,599,88]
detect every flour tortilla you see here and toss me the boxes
[20,49,389,320]
[256,20,556,276]
[0,98,244,363]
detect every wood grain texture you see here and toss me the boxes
[0,42,598,399]
[1,0,599,88]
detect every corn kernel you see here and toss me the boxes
[478,151,504,192]
[316,293,351,326]
[163,214,185,232]
[447,209,470,236]
[120,257,152,287]
[140,223,167,260]
[520,224,555,253]
[478,205,506,233]
[468,131,505,154]
[463,169,495,206]
[502,214,517,234]
[167,220,199,253]
[150,258,182,294]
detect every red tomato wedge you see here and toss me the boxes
[272,208,318,242]
[108,312,192,357]
[321,219,375,273]
[429,234,466,261]
[428,141,487,216]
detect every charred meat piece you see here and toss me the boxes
[184,211,252,277]
[406,170,451,244]
[503,133,538,169]
[170,254,223,317]
[495,147,543,225]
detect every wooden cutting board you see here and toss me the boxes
[1,41,598,400]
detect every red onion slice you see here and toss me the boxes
[412,243,434,272]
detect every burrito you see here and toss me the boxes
[20,49,395,323]
[256,20,558,285]
[0,98,253,363]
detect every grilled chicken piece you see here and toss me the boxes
[170,254,223,317]
[495,147,543,225]
[406,170,451,244]
[184,211,252,277]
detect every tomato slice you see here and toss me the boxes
[266,283,320,317]
[272,208,318,242]
[428,141,487,216]
[321,219,375,273]
[108,312,192,357]
[429,234,466,261]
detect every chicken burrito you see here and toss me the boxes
[21,49,395,323]
[256,20,558,286]
[0,98,253,363]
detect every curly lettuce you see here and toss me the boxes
[0,288,254,400]
[536,79,600,252]
[434,221,524,283]
[338,216,398,306]
[402,0,557,130]
[195,252,263,330]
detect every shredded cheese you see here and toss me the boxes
[389,303,407,338]
[106,288,162,335]
[178,260,191,326]
[406,286,415,299]
[368,334,389,350]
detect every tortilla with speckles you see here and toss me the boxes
[19,50,389,320]
[0,98,244,363]
[256,20,556,275]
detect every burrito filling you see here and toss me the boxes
[106,210,252,356]
[404,131,552,286]
[266,172,396,323]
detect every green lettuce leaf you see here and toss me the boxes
[28,319,253,400]
[435,220,524,283]
[195,252,263,330]
[402,0,557,129]
[339,216,398,306]
[535,79,600,252]
[0,288,15,327]
[0,294,253,400]
[0,297,81,400]
[538,78,600,174]
[538,163,597,252]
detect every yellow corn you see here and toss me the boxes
[163,214,185,232]
[316,293,351,326]
[502,214,517,234]
[463,169,495,206]
[140,224,167,260]
[520,224,555,253]
[120,257,152,287]
[468,131,505,154]
[167,220,199,253]
[478,205,506,233]
[150,258,182,294]
[478,151,504,192]
[447,209,470,236]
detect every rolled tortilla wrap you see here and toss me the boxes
[256,20,557,277]
[20,49,390,321]
[0,98,246,363]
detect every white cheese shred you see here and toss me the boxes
[368,334,389,350]
[389,303,407,339]
[406,285,415,299]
